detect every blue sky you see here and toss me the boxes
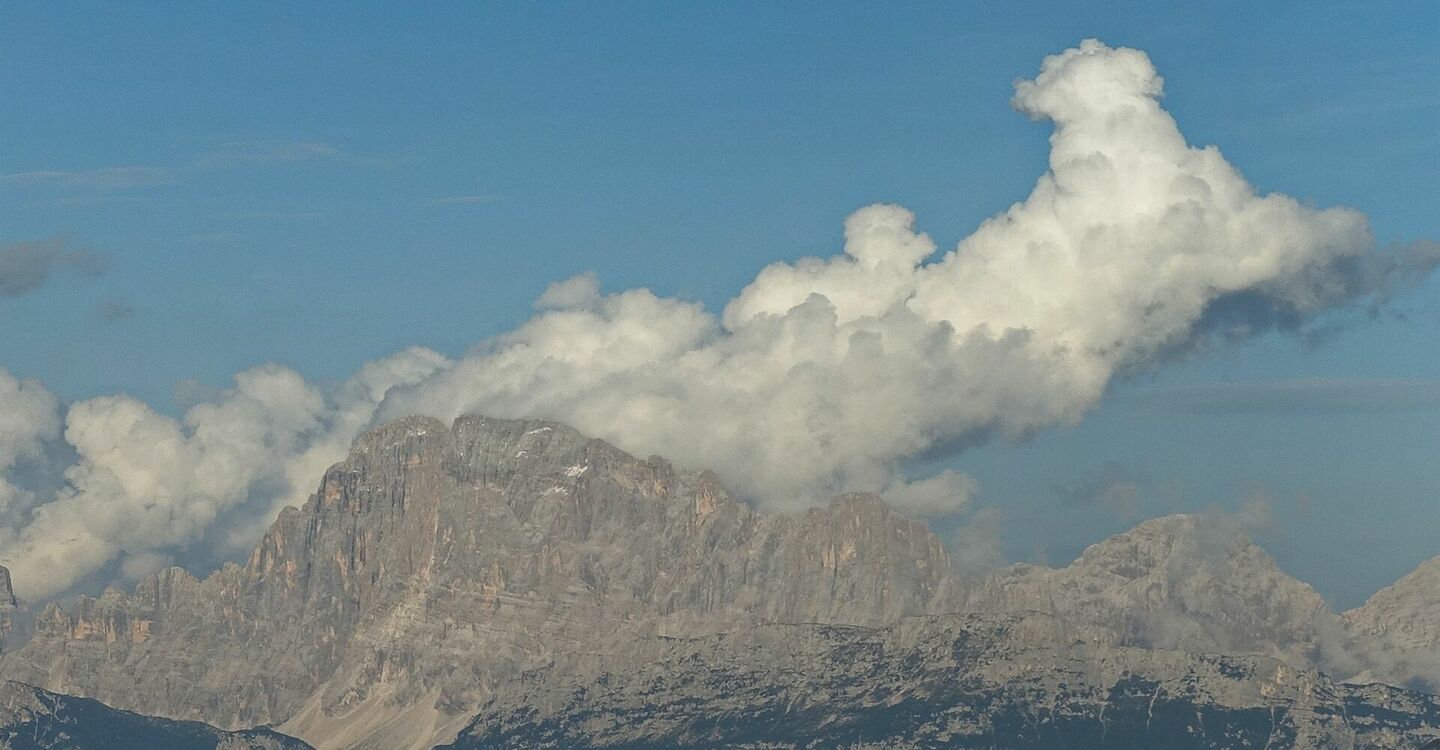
[2,2,1437,607]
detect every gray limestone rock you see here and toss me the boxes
[0,568,15,609]
[0,566,29,655]
[961,513,1440,693]
[1,416,959,749]
[1343,557,1440,690]
[1349,557,1440,653]
[963,515,1343,665]
[4,415,1436,749]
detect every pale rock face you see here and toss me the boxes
[4,415,1437,749]
[0,415,960,749]
[965,515,1340,665]
[1349,556,1440,652]
[1341,556,1440,691]
[0,564,30,654]
[0,566,15,608]
[962,515,1440,693]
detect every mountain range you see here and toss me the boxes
[1,415,1437,748]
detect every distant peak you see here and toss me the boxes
[828,491,889,509]
[1124,513,1201,533]
[450,413,586,442]
[350,415,449,453]
[1087,513,1254,549]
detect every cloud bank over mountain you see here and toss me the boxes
[0,40,1434,600]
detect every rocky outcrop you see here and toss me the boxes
[965,515,1362,668]
[958,515,1440,694]
[1,416,960,749]
[1342,556,1440,691]
[0,568,15,609]
[1349,557,1440,652]
[0,681,311,750]
[442,612,1440,749]
[0,566,28,654]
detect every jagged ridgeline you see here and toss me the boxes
[1,415,1438,749]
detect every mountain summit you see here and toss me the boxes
[1350,556,1440,652]
[966,514,1340,663]
[1,415,960,749]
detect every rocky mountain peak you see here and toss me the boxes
[0,414,962,749]
[0,565,15,609]
[967,512,1337,664]
[1347,555,1440,653]
[1342,552,1440,688]
[1070,513,1215,576]
[7,413,1433,748]
[0,564,28,654]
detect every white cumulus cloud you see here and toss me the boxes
[0,40,1432,600]
[0,369,62,523]
[0,349,446,598]
[378,39,1417,512]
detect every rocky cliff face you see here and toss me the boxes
[960,515,1440,694]
[1,416,960,749]
[0,681,311,750]
[4,415,1437,749]
[1342,557,1440,691]
[0,566,29,654]
[0,568,15,609]
[964,515,1379,675]
[1350,557,1440,652]
[442,612,1440,750]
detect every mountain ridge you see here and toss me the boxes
[1349,556,1440,651]
[1,414,1436,749]
[1,414,961,749]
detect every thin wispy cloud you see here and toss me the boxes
[1123,378,1440,414]
[22,194,158,209]
[194,140,343,168]
[1262,88,1439,131]
[180,232,246,243]
[2,140,379,194]
[197,140,400,169]
[430,194,504,206]
[227,210,325,220]
[0,166,178,190]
